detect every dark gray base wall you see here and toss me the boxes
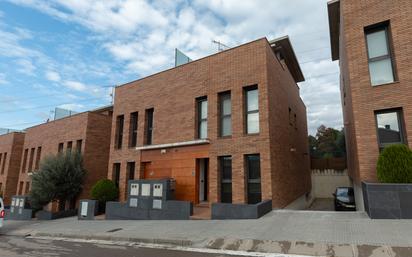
[37,209,78,220]
[105,200,193,220]
[362,182,412,219]
[4,208,33,220]
[211,200,272,219]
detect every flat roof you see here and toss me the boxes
[328,0,340,61]
[269,36,305,82]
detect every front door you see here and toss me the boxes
[198,158,209,202]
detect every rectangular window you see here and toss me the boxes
[25,181,30,194]
[22,149,28,173]
[145,108,154,145]
[127,162,135,181]
[197,97,208,139]
[245,86,259,134]
[129,112,138,147]
[219,156,232,203]
[35,147,41,170]
[246,154,262,204]
[375,109,405,147]
[28,148,35,172]
[58,143,64,153]
[219,92,232,137]
[365,22,395,86]
[67,141,73,151]
[115,115,124,149]
[18,181,23,195]
[76,140,82,153]
[113,163,121,188]
[1,152,6,174]
[0,153,2,174]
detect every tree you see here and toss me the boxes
[309,125,346,159]
[377,144,412,183]
[30,150,86,210]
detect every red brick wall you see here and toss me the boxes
[109,38,310,207]
[0,132,25,205]
[339,0,412,184]
[17,111,112,205]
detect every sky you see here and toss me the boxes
[0,0,342,135]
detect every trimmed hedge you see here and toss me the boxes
[377,144,412,183]
[90,179,119,204]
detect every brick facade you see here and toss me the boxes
[0,132,25,205]
[16,108,112,208]
[328,0,412,208]
[108,38,311,208]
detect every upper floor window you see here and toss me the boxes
[365,22,395,86]
[197,97,208,139]
[129,112,138,147]
[375,109,405,148]
[219,92,231,137]
[145,108,154,145]
[115,115,124,149]
[245,86,259,134]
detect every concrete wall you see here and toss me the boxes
[311,169,351,198]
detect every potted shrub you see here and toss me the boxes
[363,144,412,219]
[90,179,118,213]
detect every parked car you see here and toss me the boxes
[0,197,4,228]
[333,187,356,211]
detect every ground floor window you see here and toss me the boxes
[219,156,232,203]
[375,108,405,148]
[246,154,261,204]
[113,163,121,188]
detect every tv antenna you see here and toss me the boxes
[212,40,230,52]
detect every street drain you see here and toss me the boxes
[106,228,123,233]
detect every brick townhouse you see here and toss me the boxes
[108,36,311,209]
[328,0,412,209]
[16,106,113,210]
[0,132,25,205]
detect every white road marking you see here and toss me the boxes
[27,236,319,257]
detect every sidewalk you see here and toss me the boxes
[3,210,412,257]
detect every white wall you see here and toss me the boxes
[311,169,351,198]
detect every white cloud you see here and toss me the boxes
[0,73,7,85]
[63,80,87,91]
[45,71,61,82]
[6,0,341,135]
[58,103,84,111]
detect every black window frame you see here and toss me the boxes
[244,85,259,134]
[67,141,73,151]
[113,163,121,188]
[115,115,124,149]
[219,156,232,203]
[58,143,64,153]
[127,161,135,181]
[245,154,262,204]
[364,21,396,86]
[0,152,6,175]
[76,139,82,153]
[196,97,208,139]
[375,108,406,148]
[129,112,138,147]
[219,91,232,137]
[145,108,154,145]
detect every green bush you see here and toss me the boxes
[377,144,412,183]
[90,179,118,204]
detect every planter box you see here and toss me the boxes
[37,209,78,220]
[362,182,412,219]
[211,199,272,219]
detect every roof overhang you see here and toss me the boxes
[135,139,209,151]
[269,36,305,83]
[328,0,340,61]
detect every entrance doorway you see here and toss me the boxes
[198,158,209,202]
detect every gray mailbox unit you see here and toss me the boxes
[106,178,192,220]
[78,199,98,220]
[6,196,32,220]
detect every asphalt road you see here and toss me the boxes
[0,236,256,257]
